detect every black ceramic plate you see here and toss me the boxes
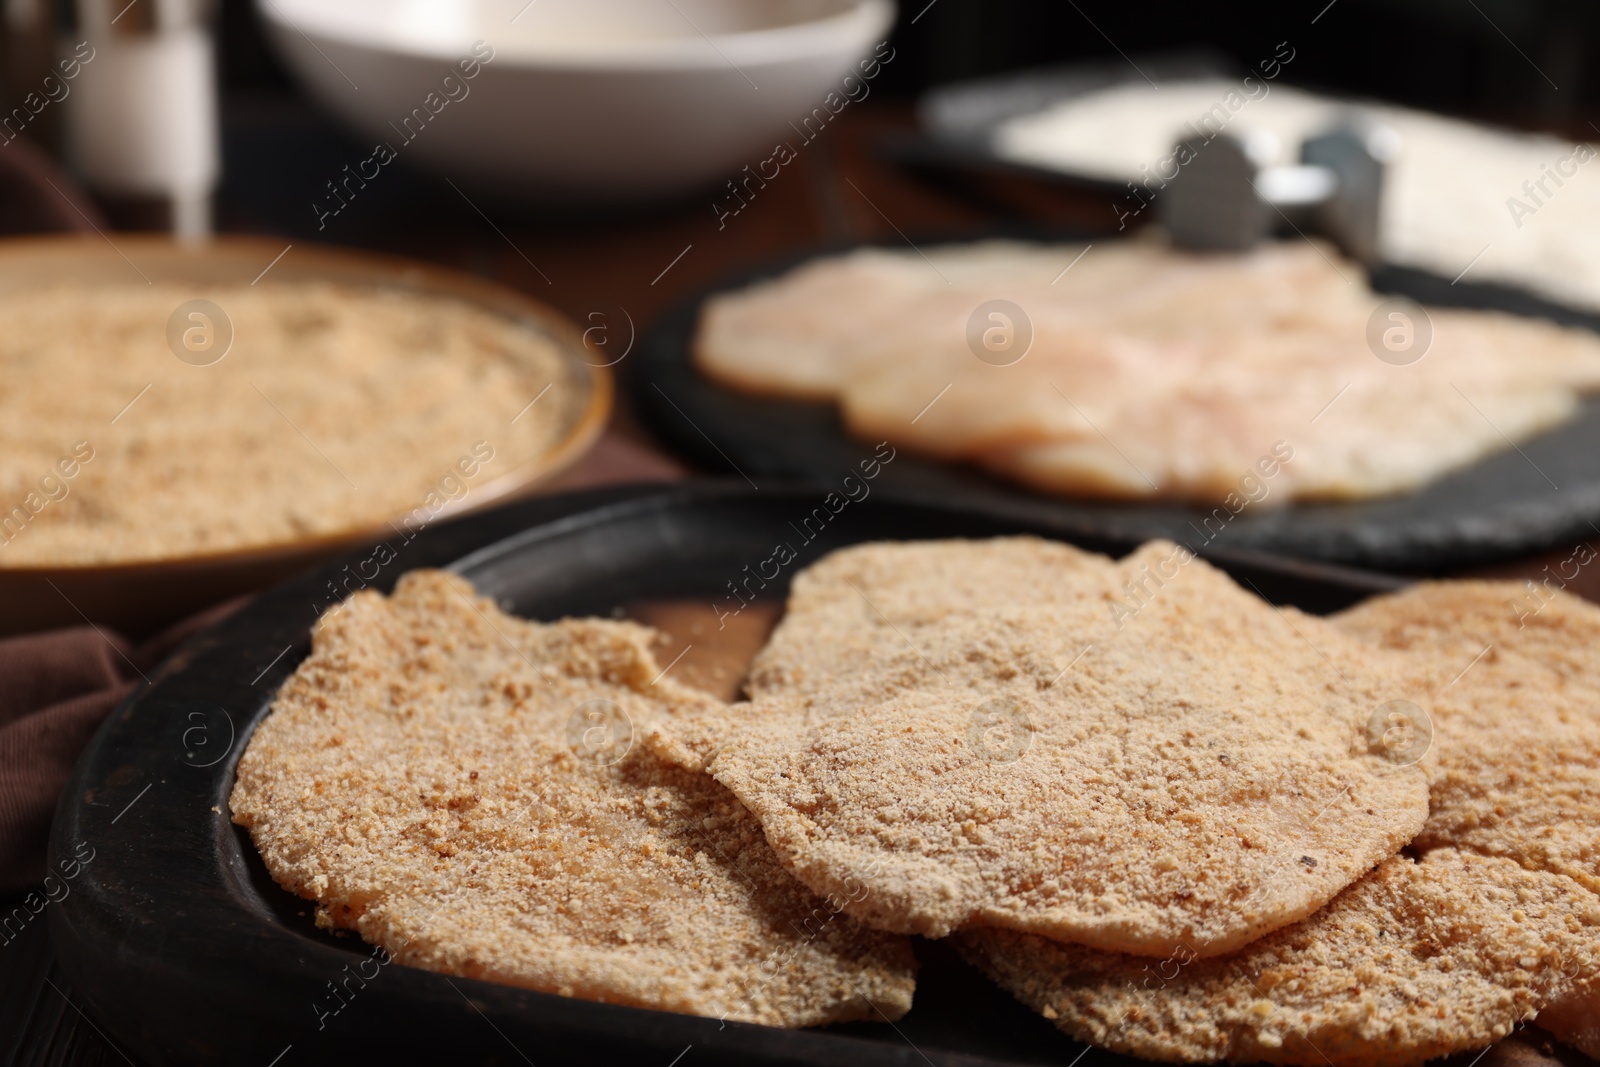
[631,238,1600,572]
[48,483,1405,1067]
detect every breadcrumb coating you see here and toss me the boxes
[650,538,1430,956]
[959,578,1600,1064]
[230,570,916,1027]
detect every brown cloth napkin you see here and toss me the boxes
[0,134,109,236]
[0,599,245,893]
[0,430,685,893]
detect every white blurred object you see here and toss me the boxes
[995,80,1600,313]
[257,0,897,204]
[63,0,220,239]
[1254,164,1336,205]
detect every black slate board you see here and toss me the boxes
[47,484,1404,1067]
[631,239,1600,572]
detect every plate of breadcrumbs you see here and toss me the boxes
[0,235,609,637]
[49,485,1600,1066]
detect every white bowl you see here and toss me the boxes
[259,0,897,204]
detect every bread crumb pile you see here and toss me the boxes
[0,282,581,566]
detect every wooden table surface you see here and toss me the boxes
[5,96,1598,1066]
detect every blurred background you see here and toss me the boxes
[226,0,1600,119]
[4,0,1599,643]
[5,0,1594,244]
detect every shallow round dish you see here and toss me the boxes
[0,234,610,636]
[258,0,897,204]
[50,483,1405,1067]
